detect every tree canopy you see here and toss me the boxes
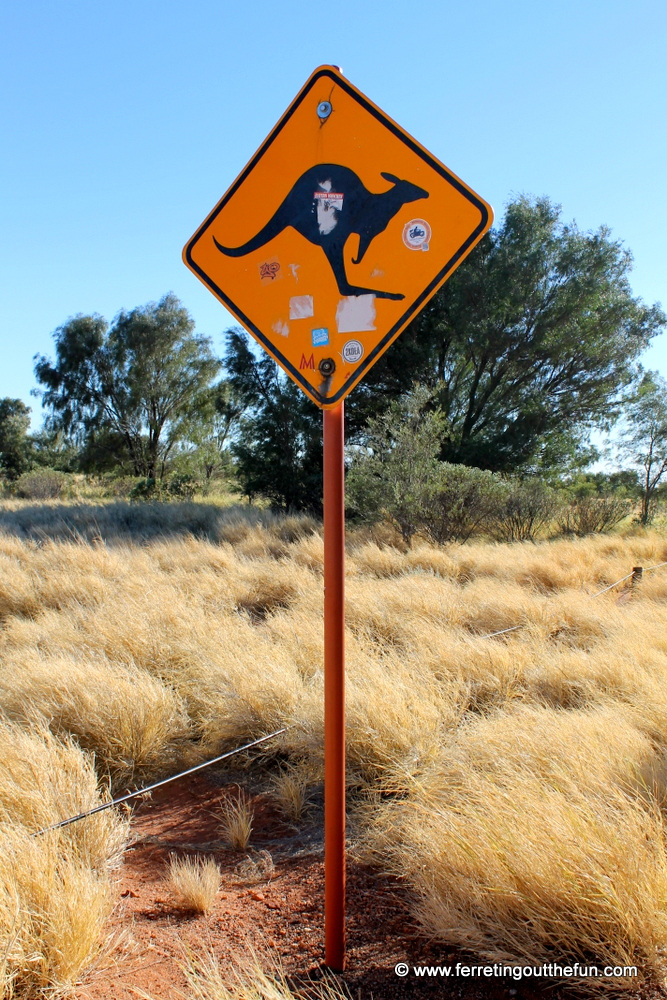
[221,196,664,509]
[19,197,666,515]
[0,399,32,479]
[224,329,323,511]
[346,196,665,472]
[619,371,667,524]
[34,294,220,479]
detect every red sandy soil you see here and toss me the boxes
[74,771,662,1000]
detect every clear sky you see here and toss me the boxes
[2,0,666,427]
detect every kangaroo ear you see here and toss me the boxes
[381,171,400,184]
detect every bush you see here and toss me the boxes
[93,475,141,499]
[558,496,635,536]
[421,464,504,544]
[14,468,67,500]
[492,479,562,542]
[166,855,220,913]
[346,387,449,545]
[167,473,201,500]
[129,474,202,503]
[347,386,635,546]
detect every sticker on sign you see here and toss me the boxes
[342,340,364,363]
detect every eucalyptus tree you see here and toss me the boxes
[619,372,667,524]
[35,294,221,479]
[347,196,665,472]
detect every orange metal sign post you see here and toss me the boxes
[183,64,493,971]
[323,401,346,970]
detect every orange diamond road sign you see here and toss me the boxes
[183,66,493,408]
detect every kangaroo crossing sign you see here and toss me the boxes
[183,66,493,408]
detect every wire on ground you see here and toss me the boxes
[32,728,287,838]
[477,560,667,641]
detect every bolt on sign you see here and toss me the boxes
[183,65,493,407]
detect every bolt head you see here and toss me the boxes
[317,101,332,120]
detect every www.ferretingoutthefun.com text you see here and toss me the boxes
[393,962,638,980]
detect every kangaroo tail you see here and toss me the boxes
[213,207,288,258]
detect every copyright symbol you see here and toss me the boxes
[394,963,410,977]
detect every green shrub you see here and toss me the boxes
[129,474,202,503]
[93,475,141,499]
[14,469,67,500]
[346,387,448,545]
[492,479,562,542]
[167,474,201,500]
[421,464,504,544]
[558,496,634,536]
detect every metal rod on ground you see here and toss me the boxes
[478,562,667,641]
[323,401,346,973]
[590,572,636,599]
[32,729,286,838]
[478,625,522,640]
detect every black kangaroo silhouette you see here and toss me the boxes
[213,164,429,300]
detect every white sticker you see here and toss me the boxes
[272,320,289,337]
[342,340,364,364]
[289,295,314,320]
[403,219,432,251]
[336,295,376,334]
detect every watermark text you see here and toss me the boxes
[394,962,637,980]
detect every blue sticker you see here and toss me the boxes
[311,327,329,347]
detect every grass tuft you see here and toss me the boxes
[0,722,126,994]
[167,854,221,913]
[271,766,312,823]
[220,791,254,851]
[180,948,351,1000]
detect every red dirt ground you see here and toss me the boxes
[74,771,662,1000]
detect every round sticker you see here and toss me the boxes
[403,219,432,251]
[342,340,364,363]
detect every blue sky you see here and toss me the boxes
[2,0,666,428]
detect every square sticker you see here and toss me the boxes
[258,257,282,285]
[312,327,329,347]
[289,295,314,319]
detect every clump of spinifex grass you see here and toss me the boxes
[136,946,352,1000]
[270,764,313,822]
[364,704,667,988]
[167,855,220,913]
[0,721,126,995]
[219,791,254,850]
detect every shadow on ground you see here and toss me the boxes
[0,501,301,545]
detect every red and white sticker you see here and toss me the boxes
[314,192,344,203]
[403,219,431,251]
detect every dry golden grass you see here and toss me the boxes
[362,705,667,986]
[220,791,255,850]
[233,849,275,885]
[271,765,313,823]
[166,854,221,913]
[0,722,126,996]
[3,504,667,989]
[137,947,351,1000]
